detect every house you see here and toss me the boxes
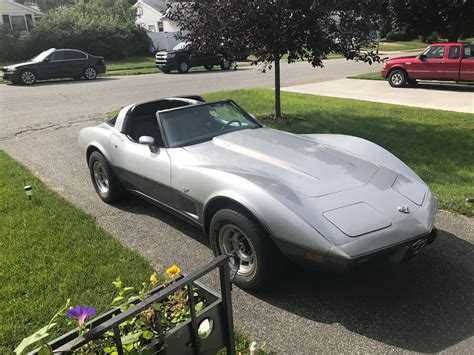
[0,0,42,33]
[134,0,182,51]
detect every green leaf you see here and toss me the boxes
[103,346,115,353]
[142,330,155,340]
[14,323,57,354]
[120,331,143,345]
[111,295,124,305]
[112,277,122,289]
[195,301,204,312]
[38,344,52,355]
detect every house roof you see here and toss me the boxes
[140,0,168,14]
[8,0,43,15]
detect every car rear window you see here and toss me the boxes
[463,45,474,58]
[65,50,87,60]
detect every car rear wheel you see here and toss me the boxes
[84,66,97,80]
[209,208,279,290]
[20,70,36,85]
[388,69,407,87]
[88,151,125,203]
[204,64,214,71]
[177,60,190,73]
[220,58,231,70]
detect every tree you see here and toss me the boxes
[36,0,75,12]
[388,0,474,42]
[168,0,385,119]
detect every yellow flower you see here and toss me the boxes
[150,272,159,287]
[166,264,181,278]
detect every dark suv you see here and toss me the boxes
[155,42,232,73]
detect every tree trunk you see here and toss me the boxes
[274,52,281,119]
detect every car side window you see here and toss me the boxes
[424,46,445,59]
[464,45,474,59]
[448,46,461,59]
[65,50,87,60]
[50,51,65,61]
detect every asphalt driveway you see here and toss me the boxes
[0,58,473,352]
[283,79,474,113]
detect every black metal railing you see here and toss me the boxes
[33,254,236,355]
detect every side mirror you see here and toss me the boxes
[138,136,157,152]
[417,54,426,60]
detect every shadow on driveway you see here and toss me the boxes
[413,82,474,93]
[111,197,473,353]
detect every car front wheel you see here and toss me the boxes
[220,58,231,70]
[88,151,125,203]
[388,69,407,87]
[20,70,36,85]
[84,66,97,80]
[209,208,278,290]
[177,60,190,73]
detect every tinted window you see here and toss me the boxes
[65,50,87,60]
[449,46,461,59]
[50,51,65,61]
[424,46,445,59]
[464,45,474,58]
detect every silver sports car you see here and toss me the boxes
[79,96,438,290]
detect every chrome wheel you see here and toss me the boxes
[85,67,97,80]
[21,71,35,85]
[92,161,109,194]
[219,224,256,276]
[221,58,231,70]
[178,61,189,73]
[391,73,403,86]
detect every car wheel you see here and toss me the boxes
[84,66,97,80]
[177,60,190,73]
[220,58,231,70]
[388,69,407,87]
[204,64,214,71]
[88,151,125,203]
[20,70,36,85]
[209,208,279,290]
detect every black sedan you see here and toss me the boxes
[1,48,106,85]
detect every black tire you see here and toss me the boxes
[88,151,125,204]
[204,64,214,71]
[19,70,36,85]
[388,69,408,87]
[177,60,190,73]
[209,208,280,290]
[161,69,171,74]
[220,57,231,71]
[84,66,97,80]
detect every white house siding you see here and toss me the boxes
[0,0,41,32]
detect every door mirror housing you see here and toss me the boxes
[417,54,426,60]
[138,136,157,152]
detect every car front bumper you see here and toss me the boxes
[381,69,389,78]
[279,228,438,272]
[1,71,19,81]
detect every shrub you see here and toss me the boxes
[0,26,26,61]
[15,0,151,61]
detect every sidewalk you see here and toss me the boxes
[283,78,474,113]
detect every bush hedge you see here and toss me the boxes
[0,0,151,61]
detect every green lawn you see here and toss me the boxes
[376,40,427,52]
[203,89,474,216]
[349,71,384,80]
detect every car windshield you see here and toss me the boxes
[160,101,260,147]
[173,42,188,51]
[31,48,56,62]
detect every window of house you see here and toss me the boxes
[148,24,155,32]
[9,15,28,32]
[157,21,164,32]
[448,46,461,59]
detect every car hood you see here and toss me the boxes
[387,55,418,63]
[184,128,379,198]
[3,61,37,70]
[157,49,185,55]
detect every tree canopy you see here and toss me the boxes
[168,0,385,118]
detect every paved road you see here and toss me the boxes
[284,78,474,113]
[1,58,473,353]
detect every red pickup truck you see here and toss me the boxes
[381,42,474,87]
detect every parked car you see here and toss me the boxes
[382,42,474,87]
[155,42,233,73]
[79,96,438,290]
[1,48,106,85]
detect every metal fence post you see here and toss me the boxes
[219,260,236,355]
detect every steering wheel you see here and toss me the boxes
[221,119,242,131]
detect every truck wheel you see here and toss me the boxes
[177,60,190,73]
[209,208,280,290]
[220,57,231,71]
[388,69,407,88]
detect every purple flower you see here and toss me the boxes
[66,306,96,326]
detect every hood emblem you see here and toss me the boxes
[398,205,410,214]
